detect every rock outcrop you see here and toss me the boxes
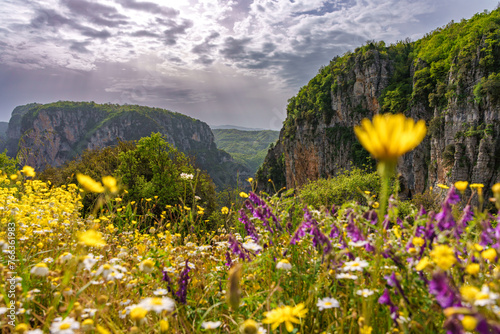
[6,101,250,188]
[258,10,500,198]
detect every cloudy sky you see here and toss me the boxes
[0,0,496,129]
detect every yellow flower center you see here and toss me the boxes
[60,323,71,330]
[152,298,163,305]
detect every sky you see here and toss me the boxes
[0,0,496,130]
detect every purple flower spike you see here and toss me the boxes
[228,234,250,262]
[378,288,392,305]
[162,270,173,293]
[329,224,339,239]
[330,204,337,216]
[378,289,399,324]
[445,186,461,205]
[418,205,427,217]
[345,211,365,242]
[428,272,461,309]
[291,207,332,254]
[238,209,259,242]
[248,192,283,231]
[435,204,456,231]
[225,251,232,267]
[176,260,191,304]
[479,219,494,247]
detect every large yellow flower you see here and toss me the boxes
[21,165,36,178]
[102,175,118,193]
[262,303,308,332]
[76,173,104,193]
[430,244,456,270]
[354,114,427,163]
[78,229,106,247]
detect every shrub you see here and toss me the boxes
[0,150,17,175]
[298,168,384,208]
[411,189,441,213]
[116,133,216,222]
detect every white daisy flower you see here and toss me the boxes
[81,308,97,318]
[58,252,73,263]
[356,289,375,297]
[30,263,49,277]
[342,257,369,272]
[153,288,169,296]
[474,285,499,306]
[335,273,358,280]
[201,321,222,329]
[138,297,175,313]
[348,240,368,247]
[180,173,194,180]
[276,259,292,271]
[317,297,340,310]
[27,330,43,334]
[80,254,98,271]
[242,241,262,252]
[50,317,80,334]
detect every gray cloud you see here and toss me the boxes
[61,0,128,27]
[220,37,252,61]
[30,9,71,29]
[70,41,91,53]
[192,32,220,54]
[161,19,193,45]
[117,0,178,17]
[130,30,159,38]
[29,8,112,40]
[195,55,215,65]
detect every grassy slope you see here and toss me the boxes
[212,129,279,174]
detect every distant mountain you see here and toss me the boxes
[212,129,279,175]
[210,124,271,131]
[0,121,8,139]
[4,101,251,188]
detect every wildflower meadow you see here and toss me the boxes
[1,114,500,333]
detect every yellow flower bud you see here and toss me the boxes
[465,263,480,275]
[482,248,497,262]
[461,315,477,331]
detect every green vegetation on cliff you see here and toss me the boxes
[283,9,500,138]
[212,129,279,174]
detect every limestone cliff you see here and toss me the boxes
[7,101,250,188]
[258,10,500,198]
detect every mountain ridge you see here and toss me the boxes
[4,101,251,188]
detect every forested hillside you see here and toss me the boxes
[213,129,279,174]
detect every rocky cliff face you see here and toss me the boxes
[6,102,249,188]
[258,10,500,197]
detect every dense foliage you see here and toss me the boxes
[299,167,385,208]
